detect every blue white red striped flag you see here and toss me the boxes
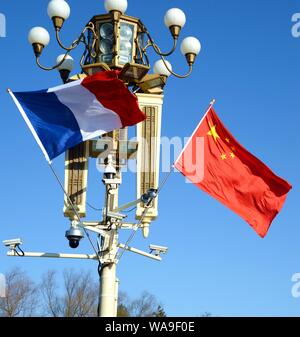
[8,70,145,162]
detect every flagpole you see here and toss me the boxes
[174,99,216,167]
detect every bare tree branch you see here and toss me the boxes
[0,268,38,317]
[1,268,167,318]
[40,270,62,317]
[127,291,162,317]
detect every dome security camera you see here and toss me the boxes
[103,154,116,180]
[65,227,84,249]
[141,188,158,205]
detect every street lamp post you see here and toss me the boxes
[21,0,202,317]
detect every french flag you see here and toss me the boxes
[9,71,145,162]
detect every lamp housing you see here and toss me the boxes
[28,27,50,57]
[56,54,74,83]
[153,59,172,77]
[164,8,186,39]
[47,0,71,30]
[84,13,148,74]
[104,0,128,14]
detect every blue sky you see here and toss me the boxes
[1,0,300,316]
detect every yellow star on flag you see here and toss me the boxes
[207,123,220,142]
[230,152,235,159]
[221,154,227,160]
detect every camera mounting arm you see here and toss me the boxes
[7,250,98,261]
[117,243,162,262]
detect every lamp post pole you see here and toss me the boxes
[16,0,202,318]
[99,259,118,316]
[99,168,120,317]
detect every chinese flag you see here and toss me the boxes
[175,104,292,237]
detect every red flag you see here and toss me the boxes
[175,103,292,237]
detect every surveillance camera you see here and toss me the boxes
[65,227,84,249]
[103,154,116,180]
[3,238,22,248]
[149,244,168,255]
[104,170,116,180]
[106,211,127,221]
[141,188,158,205]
